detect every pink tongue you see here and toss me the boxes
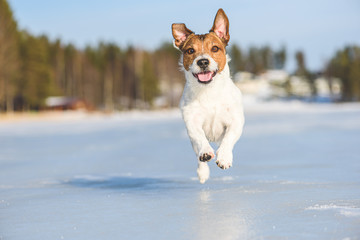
[197,72,213,82]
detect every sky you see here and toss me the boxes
[8,0,360,72]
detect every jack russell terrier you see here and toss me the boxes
[172,8,245,183]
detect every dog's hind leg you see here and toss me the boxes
[197,161,210,184]
[189,133,212,183]
[190,134,212,183]
[182,107,214,183]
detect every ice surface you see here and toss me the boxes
[1,102,360,240]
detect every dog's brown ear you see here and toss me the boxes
[210,8,230,45]
[172,23,193,50]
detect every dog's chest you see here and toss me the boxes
[202,108,228,142]
[190,94,232,143]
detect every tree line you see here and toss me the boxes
[229,44,287,74]
[229,43,360,101]
[1,0,184,112]
[325,46,360,101]
[1,0,360,112]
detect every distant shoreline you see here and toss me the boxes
[0,111,94,123]
[2,101,360,124]
[0,109,182,124]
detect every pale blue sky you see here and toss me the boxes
[8,0,360,71]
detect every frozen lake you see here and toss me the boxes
[1,102,360,240]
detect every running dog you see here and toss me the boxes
[172,8,245,183]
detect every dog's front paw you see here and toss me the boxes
[198,146,215,162]
[199,152,215,162]
[216,149,233,169]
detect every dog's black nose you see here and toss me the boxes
[197,58,209,69]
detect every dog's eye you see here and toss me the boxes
[211,46,219,52]
[186,48,195,54]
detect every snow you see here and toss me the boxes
[1,101,360,240]
[306,204,360,217]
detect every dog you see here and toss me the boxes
[172,8,245,183]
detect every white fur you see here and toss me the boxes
[180,55,245,183]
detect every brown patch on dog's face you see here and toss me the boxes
[172,8,230,81]
[181,32,227,73]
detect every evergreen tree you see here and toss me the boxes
[17,33,57,109]
[64,44,77,96]
[48,39,65,95]
[274,45,286,69]
[295,50,316,97]
[349,49,360,100]
[140,52,159,107]
[17,32,55,109]
[229,44,245,74]
[247,47,261,74]
[102,43,123,111]
[295,51,307,76]
[84,45,103,107]
[260,45,273,70]
[0,0,19,112]
[326,46,360,101]
[123,46,138,109]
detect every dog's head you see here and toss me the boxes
[172,8,229,84]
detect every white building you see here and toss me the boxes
[234,70,340,101]
[234,70,289,99]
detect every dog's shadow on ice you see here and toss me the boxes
[65,175,185,191]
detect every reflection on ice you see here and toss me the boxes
[194,190,253,240]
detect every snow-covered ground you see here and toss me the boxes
[1,101,360,240]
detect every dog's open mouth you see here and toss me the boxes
[193,71,217,84]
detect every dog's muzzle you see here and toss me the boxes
[193,71,217,84]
